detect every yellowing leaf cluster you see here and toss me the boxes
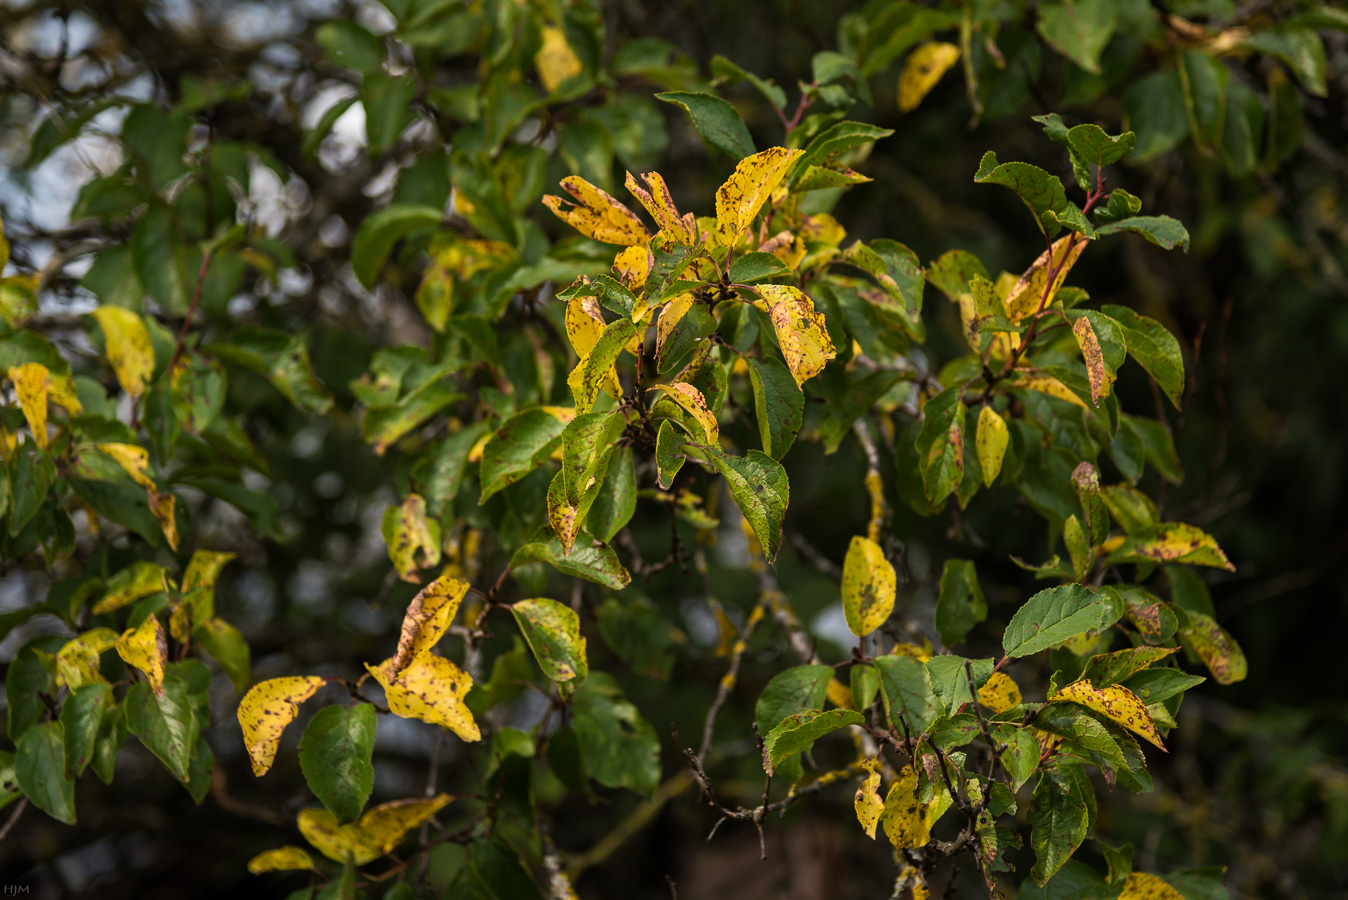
[298,795,452,865]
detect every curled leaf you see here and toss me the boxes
[389,572,470,678]
[90,305,155,397]
[237,676,327,776]
[753,284,836,387]
[247,846,316,874]
[715,147,803,246]
[898,42,960,113]
[626,171,697,245]
[381,493,442,583]
[298,794,452,866]
[1053,679,1167,750]
[544,176,649,246]
[366,654,480,742]
[854,758,884,839]
[8,363,49,448]
[115,615,167,695]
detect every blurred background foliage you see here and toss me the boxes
[0,0,1345,897]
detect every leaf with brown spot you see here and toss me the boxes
[1053,679,1166,750]
[92,443,156,489]
[236,676,327,776]
[298,794,452,865]
[568,318,639,414]
[881,766,932,849]
[1072,315,1110,404]
[8,363,49,448]
[380,493,441,583]
[182,549,236,619]
[246,846,316,875]
[841,535,896,638]
[898,42,960,113]
[626,171,697,245]
[854,758,884,839]
[1002,236,1087,322]
[511,597,588,684]
[611,244,651,291]
[1106,522,1234,571]
[90,305,155,397]
[544,176,648,246]
[1118,872,1185,900]
[753,284,836,388]
[714,147,804,246]
[1177,610,1247,685]
[975,406,1008,486]
[1008,370,1091,409]
[148,490,179,551]
[93,561,171,615]
[977,671,1022,714]
[55,628,118,690]
[366,654,480,742]
[388,572,469,678]
[115,615,167,695]
[651,382,719,444]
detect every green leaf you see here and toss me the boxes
[654,420,686,489]
[16,721,77,825]
[755,665,834,734]
[299,704,377,824]
[925,655,992,715]
[996,725,1042,790]
[974,152,1067,237]
[596,597,677,680]
[570,672,660,796]
[654,91,755,159]
[351,205,443,289]
[419,422,491,515]
[1094,216,1190,252]
[316,21,385,72]
[570,319,640,412]
[205,328,333,414]
[91,699,127,785]
[509,529,631,590]
[130,205,190,313]
[656,303,715,374]
[193,617,252,694]
[915,387,965,505]
[1029,765,1091,884]
[1177,611,1246,685]
[1080,647,1178,688]
[1036,0,1118,75]
[587,446,636,544]
[762,709,863,774]
[479,408,566,503]
[0,751,20,810]
[361,73,417,155]
[126,680,199,784]
[874,654,939,735]
[1003,585,1115,658]
[747,357,803,460]
[60,682,111,779]
[1121,668,1205,705]
[701,445,789,561]
[729,252,791,284]
[935,559,987,647]
[1124,70,1189,163]
[710,55,787,109]
[8,635,62,739]
[1240,27,1327,97]
[840,239,924,319]
[790,121,894,185]
[510,597,588,684]
[1100,304,1185,408]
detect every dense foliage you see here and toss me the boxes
[1,1,1345,898]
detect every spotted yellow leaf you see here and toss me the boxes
[655,292,695,363]
[565,295,621,396]
[90,305,155,397]
[1054,679,1167,750]
[389,572,469,678]
[381,493,441,583]
[93,561,171,615]
[8,363,49,448]
[975,406,1008,486]
[55,628,118,690]
[247,846,316,874]
[714,147,803,246]
[898,42,961,113]
[366,654,480,742]
[842,535,896,637]
[1008,370,1090,408]
[854,758,884,839]
[534,26,583,93]
[881,766,931,848]
[1002,236,1087,322]
[182,549,236,620]
[977,671,1022,714]
[237,675,327,776]
[1072,315,1112,403]
[149,489,179,551]
[652,382,719,443]
[753,284,836,387]
[612,245,651,291]
[544,176,649,246]
[826,677,854,710]
[299,795,452,866]
[626,171,696,245]
[115,614,167,695]
[93,442,155,489]
[1119,872,1185,900]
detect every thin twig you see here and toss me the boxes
[166,250,213,377]
[0,798,28,841]
[697,594,768,766]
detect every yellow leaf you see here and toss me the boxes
[655,292,695,363]
[1002,236,1087,322]
[1072,315,1111,403]
[55,628,118,690]
[826,677,853,710]
[612,245,651,291]
[714,147,804,246]
[1178,611,1247,685]
[8,363,49,448]
[544,176,649,246]
[976,671,1022,714]
[854,758,884,839]
[891,641,933,662]
[625,171,696,245]
[652,382,719,443]
[898,42,961,113]
[1054,679,1167,750]
[149,489,179,551]
[881,766,931,849]
[754,284,836,387]
[841,535,896,637]
[90,305,155,397]
[564,296,620,397]
[183,549,236,613]
[1119,523,1234,571]
[366,654,480,742]
[115,615,167,695]
[237,676,327,776]
[93,561,170,615]
[247,846,316,874]
[299,795,453,866]
[93,442,155,489]
[1119,872,1185,900]
[382,493,441,583]
[975,406,1008,487]
[1008,370,1090,409]
[389,572,469,678]
[534,26,583,93]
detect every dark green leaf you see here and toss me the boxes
[654,92,755,159]
[16,721,76,825]
[701,445,789,561]
[746,356,803,460]
[350,205,443,289]
[762,709,863,774]
[935,559,987,647]
[570,673,660,796]
[479,409,566,503]
[874,654,939,735]
[755,665,833,734]
[1029,765,1091,884]
[1003,585,1114,658]
[915,387,965,504]
[126,680,198,784]
[510,529,631,590]
[974,152,1067,237]
[60,682,111,779]
[1036,0,1118,75]
[655,420,686,489]
[299,704,377,824]
[729,252,790,284]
